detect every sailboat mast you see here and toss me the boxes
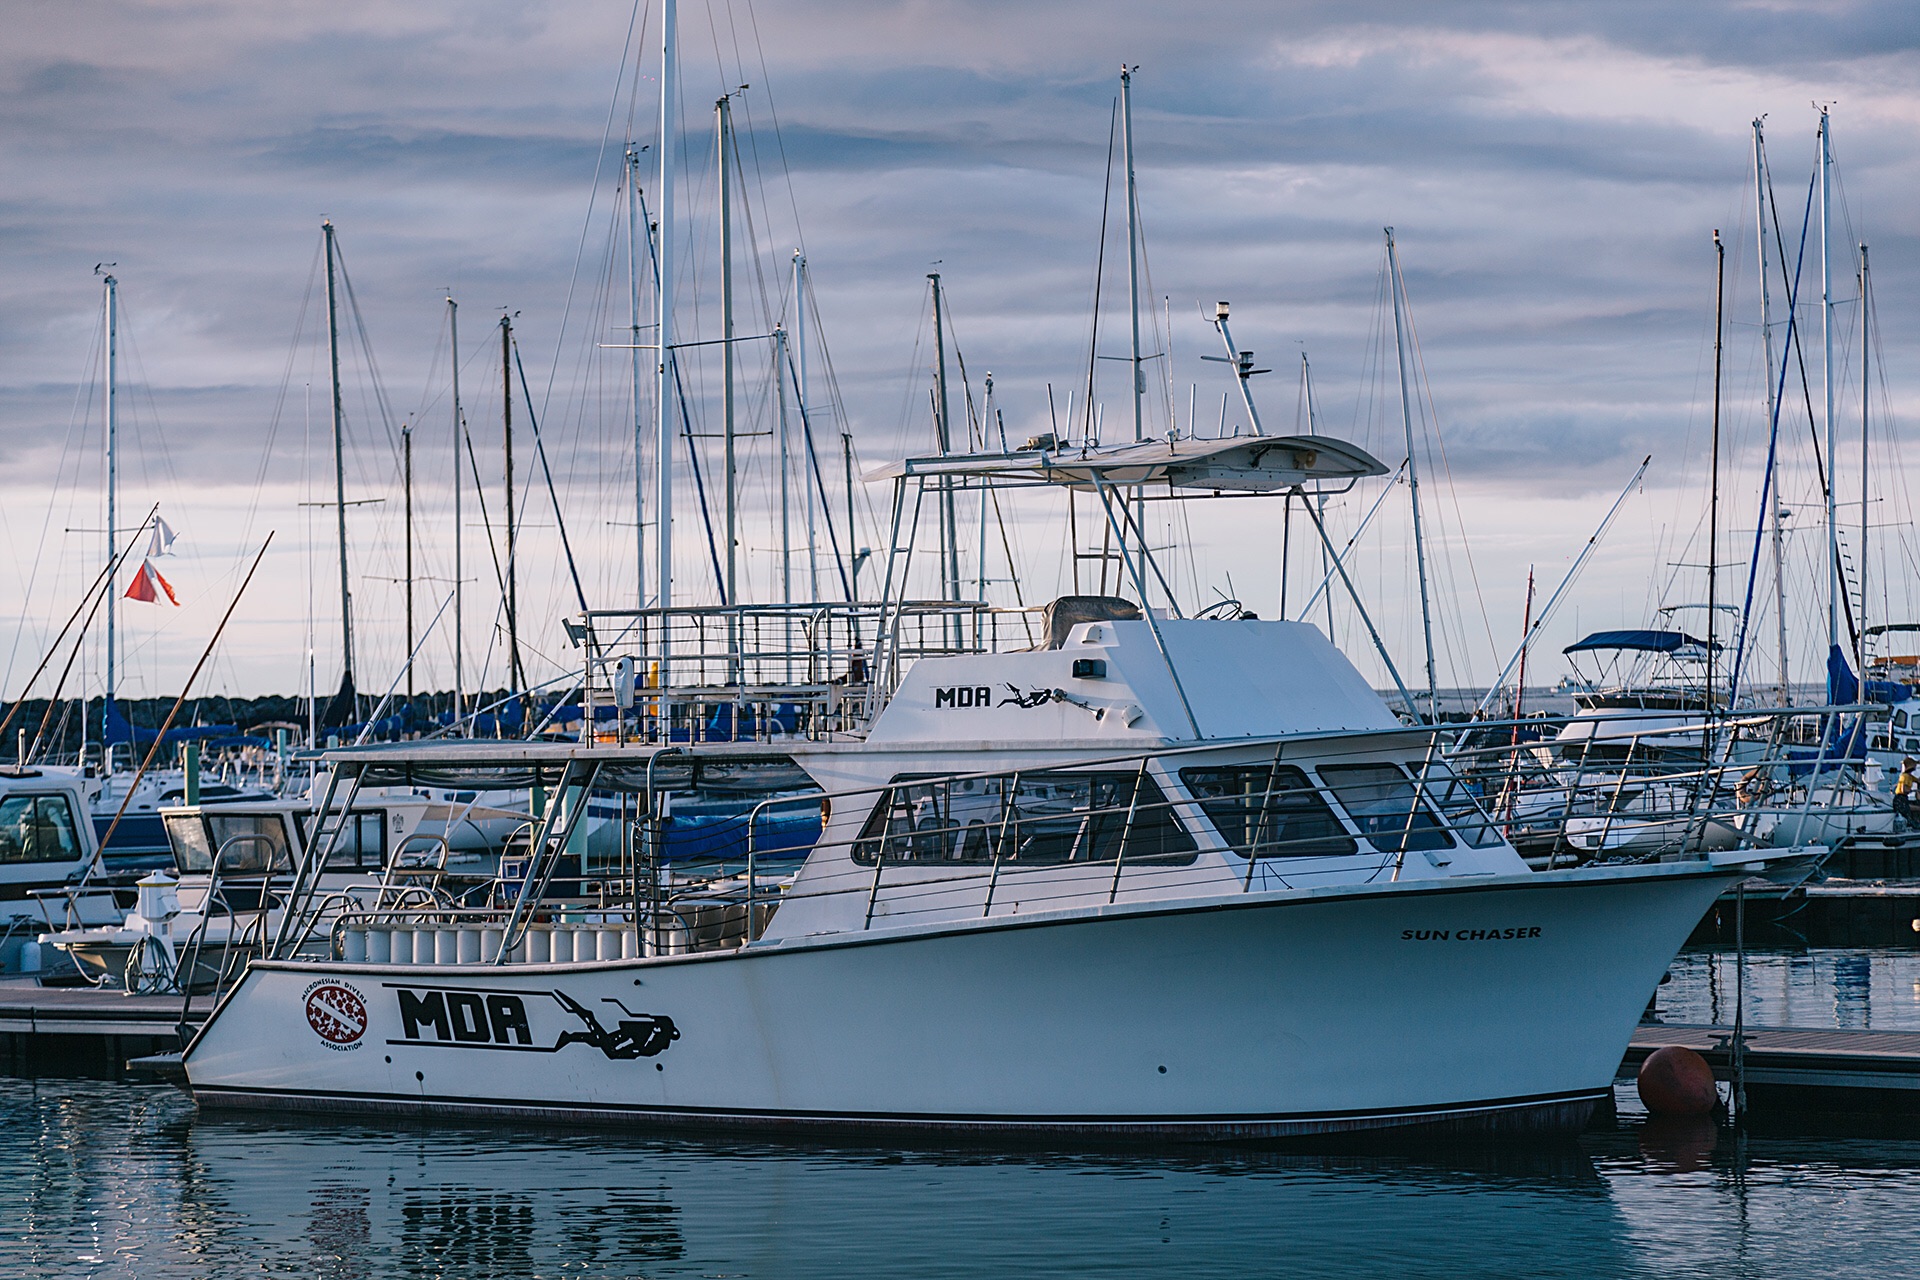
[654,0,677,630]
[716,101,734,608]
[775,324,792,604]
[796,251,818,599]
[403,422,414,703]
[102,271,118,727]
[1753,120,1790,703]
[637,144,660,614]
[1121,65,1143,445]
[1820,107,1838,658]
[1384,227,1438,718]
[1709,230,1725,707]
[928,272,960,605]
[448,296,463,730]
[501,315,523,694]
[323,220,354,700]
[1859,241,1871,681]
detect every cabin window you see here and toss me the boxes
[1317,763,1454,854]
[0,793,82,864]
[1895,710,1909,729]
[174,813,296,874]
[1178,764,1357,859]
[294,811,387,870]
[1404,762,1506,848]
[853,770,1196,866]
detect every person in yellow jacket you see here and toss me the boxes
[1896,758,1917,830]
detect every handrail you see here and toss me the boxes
[174,832,282,1027]
[741,792,816,943]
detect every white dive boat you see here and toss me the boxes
[180,437,1815,1139]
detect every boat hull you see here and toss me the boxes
[183,864,1731,1140]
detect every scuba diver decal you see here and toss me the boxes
[384,983,680,1059]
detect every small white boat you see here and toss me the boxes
[41,790,506,992]
[0,764,123,974]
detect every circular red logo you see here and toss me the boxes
[305,982,367,1047]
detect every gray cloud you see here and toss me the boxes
[0,0,1914,696]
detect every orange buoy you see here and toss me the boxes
[1637,1045,1719,1117]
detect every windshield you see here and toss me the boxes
[169,811,295,874]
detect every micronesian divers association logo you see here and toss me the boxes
[304,979,368,1050]
[385,983,679,1060]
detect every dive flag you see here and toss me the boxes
[124,560,179,606]
[146,517,177,559]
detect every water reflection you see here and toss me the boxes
[4,1080,1920,1278]
[1660,947,1920,1030]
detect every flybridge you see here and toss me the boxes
[545,432,1394,750]
[865,618,1399,746]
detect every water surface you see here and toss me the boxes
[4,1078,1918,1278]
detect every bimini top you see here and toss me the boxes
[1564,629,1717,656]
[867,434,1388,494]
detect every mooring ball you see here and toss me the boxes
[1637,1045,1719,1117]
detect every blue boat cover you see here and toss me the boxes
[1563,629,1717,655]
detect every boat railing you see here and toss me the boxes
[565,600,1043,742]
[262,708,1877,970]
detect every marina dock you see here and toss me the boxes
[0,981,204,1078]
[1626,1022,1920,1115]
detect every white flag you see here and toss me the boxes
[146,517,176,559]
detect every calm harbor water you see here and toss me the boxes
[1659,946,1920,1031]
[4,1075,1919,1279]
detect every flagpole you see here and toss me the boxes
[93,534,274,860]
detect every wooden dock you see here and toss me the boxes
[1626,1022,1920,1115]
[0,980,208,1078]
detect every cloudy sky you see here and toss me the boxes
[2,0,1915,711]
